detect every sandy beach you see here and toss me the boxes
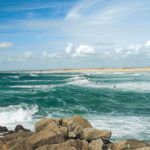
[46,67,150,73]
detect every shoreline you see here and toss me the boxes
[1,67,150,73]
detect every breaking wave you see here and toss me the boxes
[0,104,38,130]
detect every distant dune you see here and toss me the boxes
[47,67,150,73]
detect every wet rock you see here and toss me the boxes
[111,140,129,150]
[14,125,31,133]
[89,139,103,150]
[81,128,111,141]
[0,126,8,133]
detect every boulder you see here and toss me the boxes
[2,144,9,150]
[68,125,83,138]
[8,139,30,150]
[134,147,150,150]
[14,125,31,133]
[0,141,4,150]
[36,139,89,150]
[0,126,8,133]
[62,116,92,139]
[81,128,111,141]
[29,124,68,149]
[111,140,129,150]
[1,132,32,149]
[127,139,147,149]
[62,115,92,129]
[35,118,61,132]
[89,139,103,150]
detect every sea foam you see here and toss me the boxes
[0,104,38,130]
[89,115,150,140]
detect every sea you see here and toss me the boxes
[0,71,150,140]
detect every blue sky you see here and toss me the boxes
[0,0,150,70]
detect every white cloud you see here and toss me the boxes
[0,42,14,48]
[105,40,150,58]
[145,40,150,47]
[65,43,73,54]
[72,45,95,57]
[65,43,95,57]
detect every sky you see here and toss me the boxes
[0,0,150,70]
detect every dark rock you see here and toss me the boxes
[14,125,31,133]
[0,126,8,133]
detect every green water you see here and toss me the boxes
[0,71,150,140]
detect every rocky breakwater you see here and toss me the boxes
[0,115,150,150]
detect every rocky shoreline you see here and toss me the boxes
[0,116,149,150]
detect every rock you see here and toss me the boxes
[14,125,31,133]
[36,139,89,150]
[89,139,103,150]
[8,139,30,150]
[35,118,61,132]
[111,140,130,150]
[0,126,8,133]
[127,139,147,149]
[68,125,83,138]
[2,132,32,149]
[62,115,92,129]
[2,144,9,150]
[62,116,92,139]
[0,140,4,150]
[3,130,14,136]
[81,128,111,141]
[29,124,68,149]
[134,147,150,150]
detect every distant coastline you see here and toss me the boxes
[47,67,150,73]
[1,67,150,73]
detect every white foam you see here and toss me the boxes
[9,75,20,79]
[68,76,150,92]
[88,115,150,140]
[67,76,90,85]
[10,84,55,89]
[29,73,38,77]
[0,104,38,130]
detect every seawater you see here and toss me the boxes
[0,71,150,140]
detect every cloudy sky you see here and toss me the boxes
[0,0,150,70]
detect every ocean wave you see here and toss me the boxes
[88,115,150,140]
[67,76,150,92]
[29,73,38,77]
[0,104,38,129]
[67,76,90,85]
[10,84,55,89]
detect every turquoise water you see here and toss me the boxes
[0,71,150,140]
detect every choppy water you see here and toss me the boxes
[0,71,150,140]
